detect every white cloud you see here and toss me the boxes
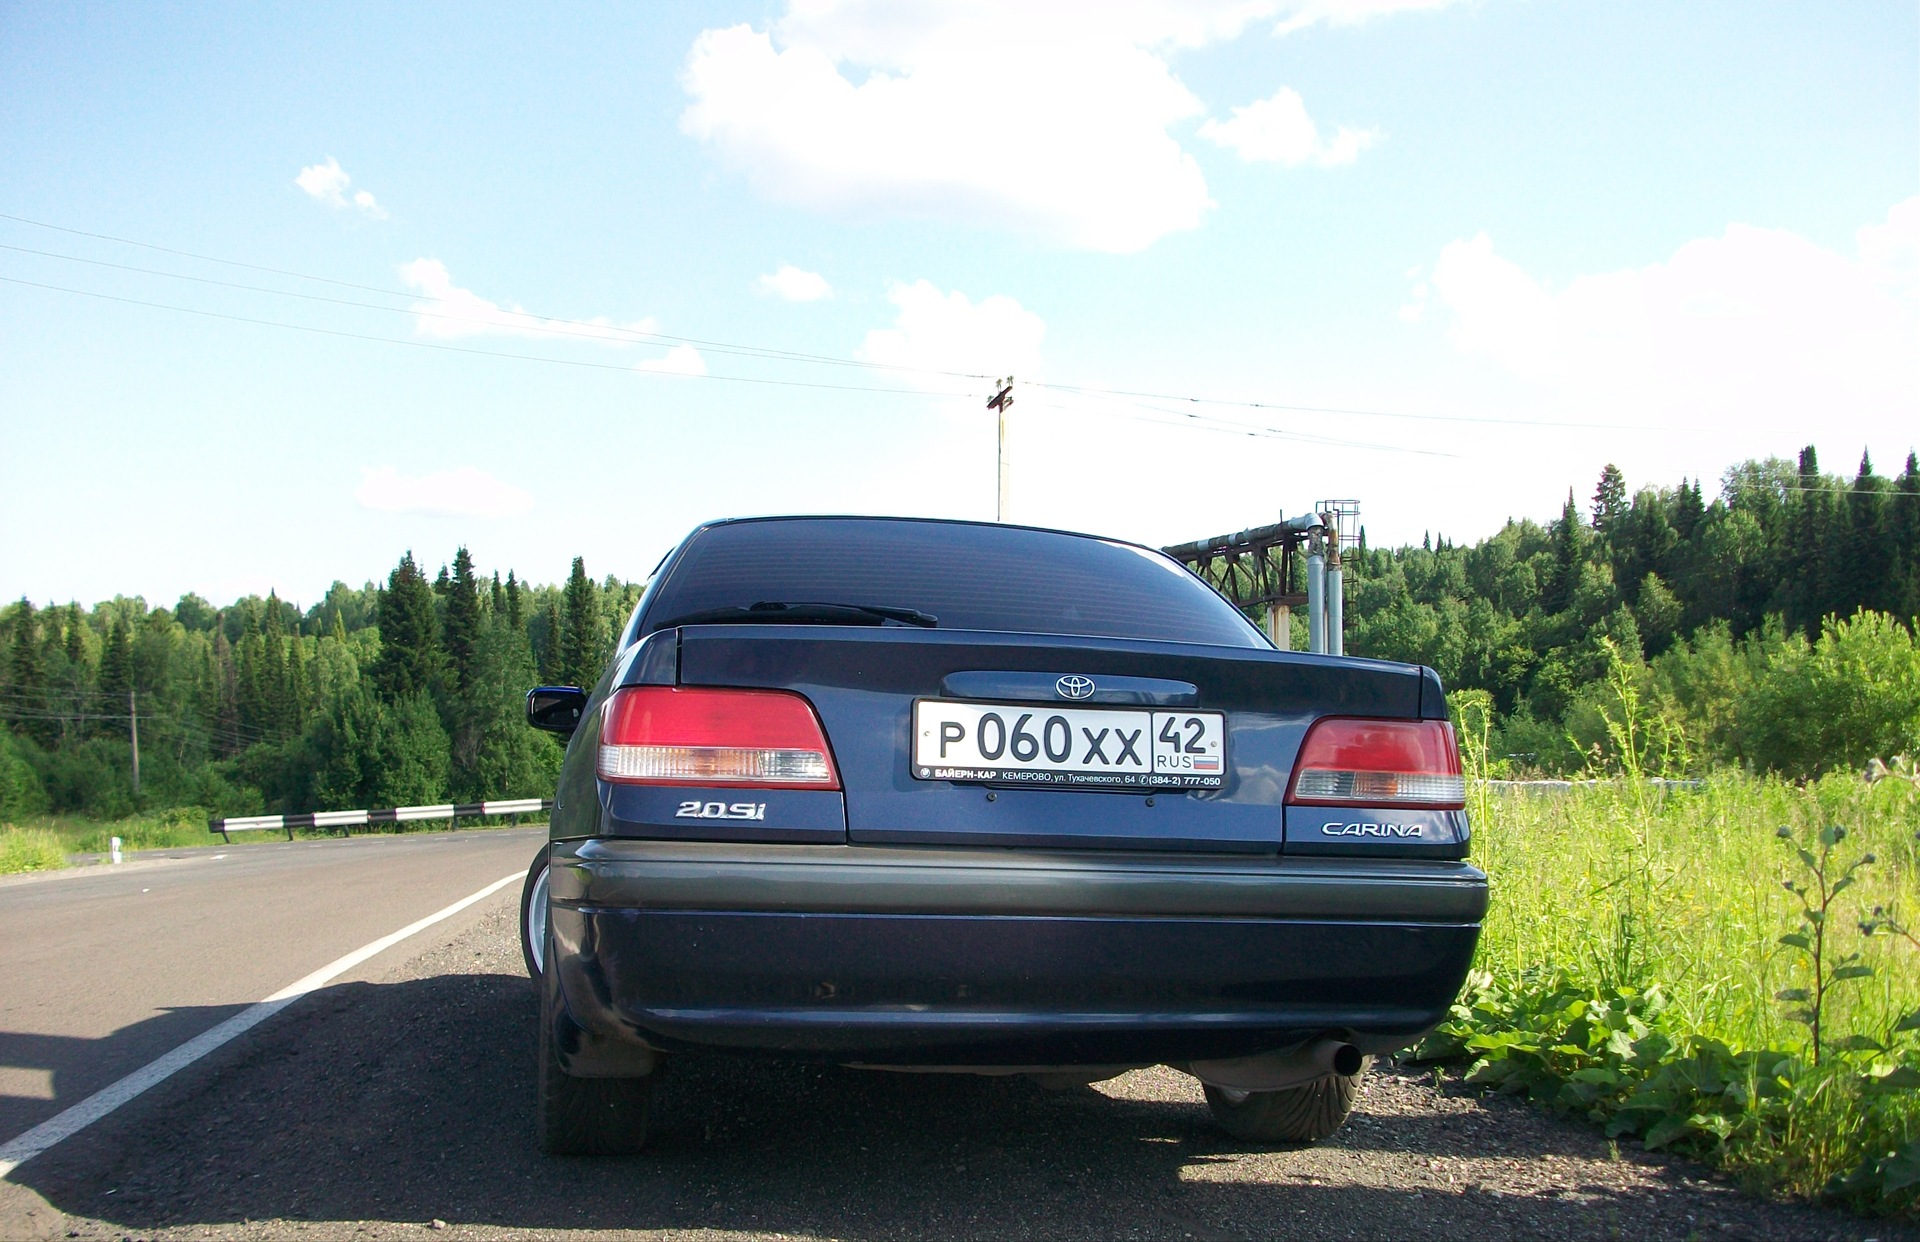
[678,3,1465,250]
[1199,87,1377,166]
[636,344,708,376]
[1270,0,1473,35]
[859,279,1046,387]
[294,157,387,218]
[397,259,657,343]
[756,264,834,301]
[680,6,1238,253]
[1405,197,1920,432]
[354,466,534,518]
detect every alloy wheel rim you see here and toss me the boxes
[527,864,549,974]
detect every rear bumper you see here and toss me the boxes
[548,839,1487,1066]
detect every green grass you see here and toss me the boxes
[0,825,69,874]
[1442,773,1920,1213]
[1474,775,1920,1050]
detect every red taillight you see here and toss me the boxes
[597,687,840,789]
[1286,718,1465,809]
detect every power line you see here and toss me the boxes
[0,240,994,381]
[0,210,1661,437]
[1026,380,1680,432]
[1025,398,1459,459]
[0,275,985,400]
[0,271,1476,459]
[1097,395,1460,457]
[0,210,419,297]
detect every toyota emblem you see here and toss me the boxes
[1055,675,1096,700]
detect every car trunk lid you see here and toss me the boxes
[672,625,1425,853]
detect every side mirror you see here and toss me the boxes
[526,686,589,735]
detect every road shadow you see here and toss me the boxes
[7,970,1894,1241]
[0,1005,253,1138]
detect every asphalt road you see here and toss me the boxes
[0,832,1904,1241]
[0,826,543,1144]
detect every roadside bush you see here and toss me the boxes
[36,737,138,819]
[307,687,450,810]
[0,727,50,822]
[1738,611,1920,779]
[0,826,68,874]
[70,807,218,853]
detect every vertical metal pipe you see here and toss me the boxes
[1326,559,1344,657]
[1306,550,1326,654]
[1274,603,1291,651]
[997,402,1009,522]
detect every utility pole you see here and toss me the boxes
[129,688,140,796]
[987,377,1014,522]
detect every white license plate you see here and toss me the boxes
[911,700,1226,789]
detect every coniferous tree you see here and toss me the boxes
[62,607,85,671]
[235,610,265,739]
[1550,492,1585,614]
[1847,451,1891,616]
[369,552,442,702]
[286,639,309,732]
[99,614,133,716]
[560,557,602,690]
[1674,478,1705,542]
[441,548,489,789]
[537,600,562,684]
[1891,452,1920,619]
[213,626,242,757]
[59,606,91,738]
[7,600,50,745]
[1789,445,1832,637]
[1591,464,1627,533]
[262,594,293,736]
[505,571,524,636]
[443,547,483,696]
[452,605,562,801]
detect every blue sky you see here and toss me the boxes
[2,1,1915,607]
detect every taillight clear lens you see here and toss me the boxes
[597,687,840,789]
[1287,718,1465,809]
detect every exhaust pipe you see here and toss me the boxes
[1187,1037,1365,1092]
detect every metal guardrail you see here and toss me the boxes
[1482,779,1705,791]
[209,798,553,842]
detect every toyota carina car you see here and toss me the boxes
[520,516,1487,1154]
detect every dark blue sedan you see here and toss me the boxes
[521,516,1486,1154]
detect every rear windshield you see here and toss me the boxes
[642,518,1265,647]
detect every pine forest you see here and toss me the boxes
[4,444,1920,824]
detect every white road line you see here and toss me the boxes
[0,870,522,1179]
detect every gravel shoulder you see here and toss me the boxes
[1,901,1906,1241]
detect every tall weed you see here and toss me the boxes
[1429,772,1920,1214]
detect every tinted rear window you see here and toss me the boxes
[644,519,1264,647]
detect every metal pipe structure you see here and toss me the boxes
[1163,506,1350,656]
[1306,539,1326,655]
[1326,554,1344,657]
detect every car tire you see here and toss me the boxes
[536,926,652,1156]
[520,847,550,991]
[1202,1064,1368,1143]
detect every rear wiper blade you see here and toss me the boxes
[654,601,938,629]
